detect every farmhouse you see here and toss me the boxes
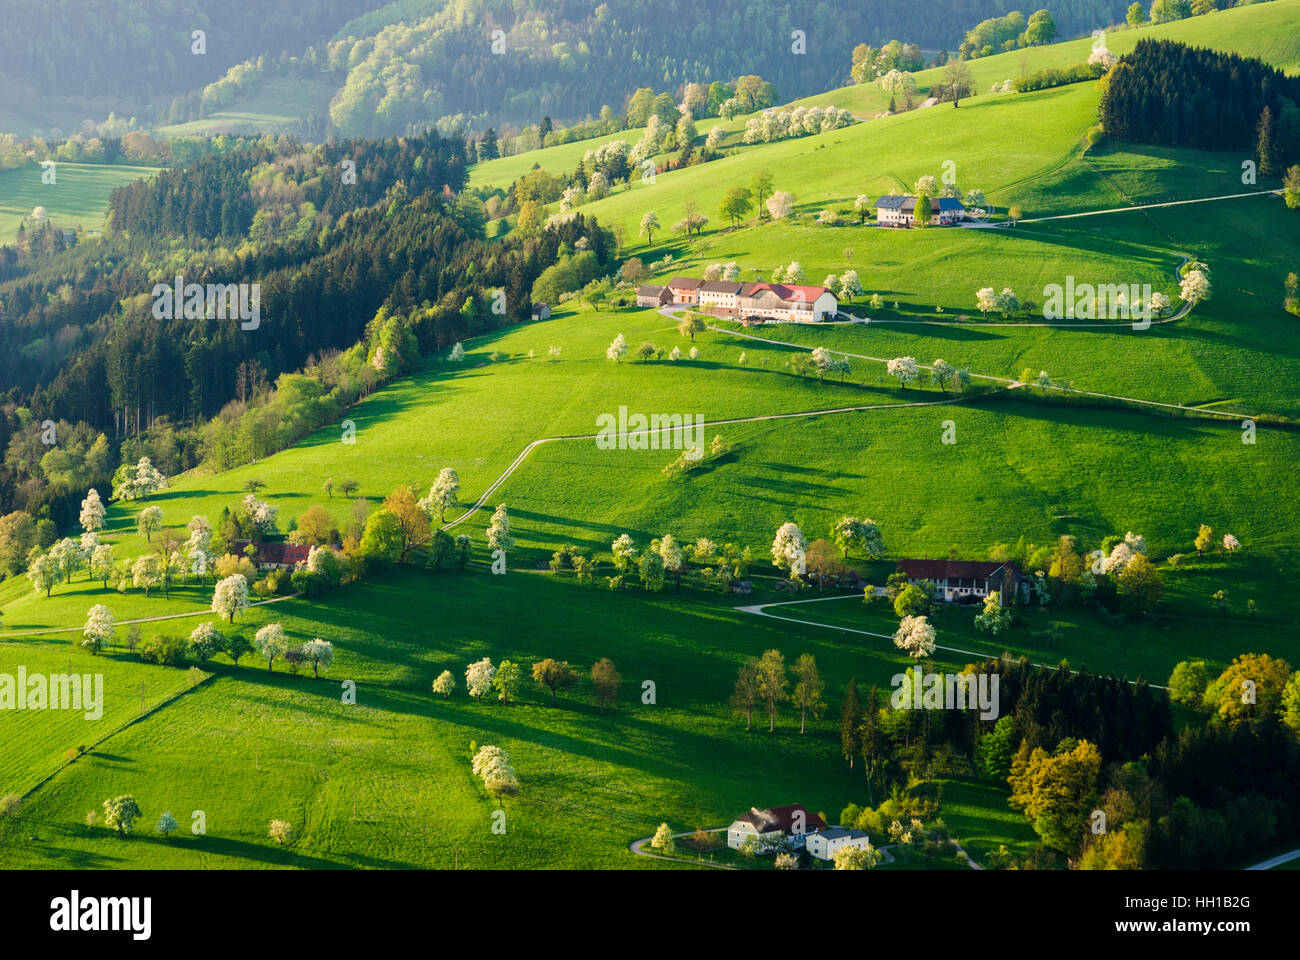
[896,559,1025,603]
[670,277,838,322]
[667,276,704,304]
[805,827,872,861]
[530,302,551,320]
[635,284,672,307]
[227,539,314,570]
[727,803,826,851]
[876,195,967,227]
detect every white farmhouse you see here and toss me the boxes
[806,826,872,861]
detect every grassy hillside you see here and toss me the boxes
[0,568,1038,868]
[156,77,338,137]
[795,0,1300,119]
[0,162,160,239]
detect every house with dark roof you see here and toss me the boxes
[726,803,827,851]
[530,302,551,320]
[635,284,672,307]
[876,195,966,227]
[228,539,314,570]
[806,826,872,861]
[896,558,1025,603]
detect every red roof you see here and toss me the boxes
[757,282,830,303]
[735,803,826,834]
[229,539,312,565]
[897,559,1019,581]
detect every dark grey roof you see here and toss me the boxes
[636,284,667,296]
[699,281,743,293]
[668,276,704,289]
[820,827,869,840]
[875,195,907,209]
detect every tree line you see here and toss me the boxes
[1099,39,1300,174]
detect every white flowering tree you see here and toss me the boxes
[185,516,213,581]
[253,623,290,672]
[974,593,1012,634]
[830,517,884,558]
[112,457,167,501]
[1179,268,1211,307]
[893,615,936,660]
[301,638,335,678]
[432,669,456,698]
[188,621,221,667]
[242,494,279,536]
[80,488,106,534]
[887,356,919,388]
[50,537,87,582]
[975,287,997,318]
[131,555,162,596]
[766,190,794,219]
[994,287,1020,318]
[1223,533,1241,553]
[466,657,497,702]
[419,468,461,522]
[487,504,513,554]
[136,505,163,542]
[27,553,61,597]
[838,270,864,302]
[90,543,116,587]
[450,342,465,361]
[771,522,808,576]
[82,603,115,654]
[606,333,628,362]
[834,844,882,870]
[640,211,660,246]
[722,261,741,281]
[212,574,250,623]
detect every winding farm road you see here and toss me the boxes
[441,389,989,532]
[736,593,1169,690]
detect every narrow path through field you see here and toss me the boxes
[442,391,985,531]
[736,593,1168,690]
[0,593,298,638]
[1017,189,1281,223]
[1244,848,1300,870]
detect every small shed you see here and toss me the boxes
[531,302,551,320]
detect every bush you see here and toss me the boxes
[1013,61,1104,93]
[140,633,186,666]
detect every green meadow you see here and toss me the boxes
[156,77,339,138]
[1,568,1039,868]
[4,2,1300,869]
[0,162,159,239]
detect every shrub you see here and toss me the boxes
[140,633,186,666]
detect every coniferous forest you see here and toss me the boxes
[1100,39,1300,170]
